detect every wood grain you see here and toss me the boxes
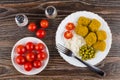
[0,0,120,80]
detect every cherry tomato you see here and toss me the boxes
[37,52,47,61]
[35,43,45,51]
[26,52,36,62]
[33,60,42,68]
[24,62,32,71]
[37,53,41,60]
[26,42,34,51]
[16,45,26,55]
[40,52,47,60]
[16,55,26,65]
[28,22,37,32]
[66,23,75,30]
[40,19,49,28]
[36,29,46,38]
[64,31,73,39]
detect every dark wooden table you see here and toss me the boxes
[0,0,120,80]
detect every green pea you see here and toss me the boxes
[79,51,82,53]
[79,53,82,56]
[91,51,94,53]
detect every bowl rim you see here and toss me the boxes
[11,37,49,75]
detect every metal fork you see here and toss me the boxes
[56,43,106,76]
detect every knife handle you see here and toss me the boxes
[74,56,106,76]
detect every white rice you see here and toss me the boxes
[64,32,86,56]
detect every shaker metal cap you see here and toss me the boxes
[15,14,28,27]
[45,6,57,19]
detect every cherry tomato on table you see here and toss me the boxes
[40,19,49,28]
[25,42,34,51]
[28,22,37,32]
[16,45,26,55]
[66,23,75,30]
[36,29,46,38]
[26,52,36,62]
[33,60,42,68]
[16,55,26,65]
[64,31,73,39]
[24,62,33,71]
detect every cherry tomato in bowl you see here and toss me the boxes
[16,45,26,55]
[16,55,26,65]
[25,42,35,51]
[33,60,42,68]
[24,62,33,71]
[35,43,45,51]
[37,52,47,61]
[26,52,36,62]
[11,37,49,75]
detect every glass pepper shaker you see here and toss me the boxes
[45,6,57,19]
[15,14,28,27]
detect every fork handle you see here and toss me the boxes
[74,56,106,76]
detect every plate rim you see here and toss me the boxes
[55,11,112,67]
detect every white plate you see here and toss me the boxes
[56,11,112,67]
[11,37,49,75]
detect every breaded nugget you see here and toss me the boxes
[75,25,88,37]
[77,16,91,26]
[85,32,97,46]
[93,41,106,51]
[96,30,107,40]
[88,19,101,32]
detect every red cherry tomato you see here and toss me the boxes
[24,62,32,71]
[26,42,34,51]
[16,45,26,55]
[35,43,45,51]
[40,52,47,60]
[28,22,37,32]
[36,29,46,38]
[37,52,47,61]
[33,60,42,68]
[66,23,75,30]
[26,52,36,62]
[16,55,26,65]
[37,53,41,60]
[40,19,49,28]
[64,31,73,39]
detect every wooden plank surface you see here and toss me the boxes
[0,0,120,80]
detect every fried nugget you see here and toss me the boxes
[85,32,97,46]
[96,30,107,40]
[77,16,91,26]
[93,41,106,51]
[88,19,101,32]
[75,25,88,37]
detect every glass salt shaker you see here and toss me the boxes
[15,14,28,27]
[45,6,57,19]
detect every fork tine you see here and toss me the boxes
[56,44,65,53]
[56,47,66,53]
[57,43,67,50]
[56,43,73,56]
[56,43,68,53]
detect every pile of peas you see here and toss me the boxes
[79,45,96,60]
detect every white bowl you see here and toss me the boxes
[56,11,112,67]
[11,37,49,75]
